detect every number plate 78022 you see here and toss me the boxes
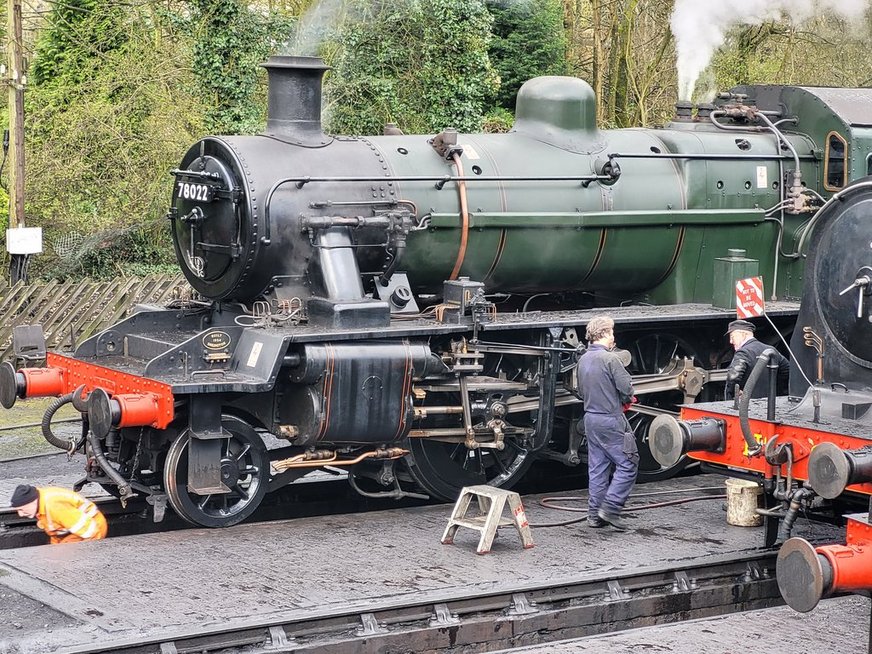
[176,181,214,203]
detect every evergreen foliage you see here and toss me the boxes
[24,4,202,278]
[326,0,497,135]
[30,0,128,87]
[188,0,295,135]
[486,0,566,111]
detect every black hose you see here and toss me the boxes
[532,490,727,528]
[378,239,406,287]
[75,412,90,453]
[86,427,132,499]
[41,394,76,450]
[776,486,815,542]
[739,348,778,456]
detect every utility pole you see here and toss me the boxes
[5,0,38,285]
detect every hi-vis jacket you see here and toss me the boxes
[36,487,107,544]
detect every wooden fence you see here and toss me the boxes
[0,275,188,361]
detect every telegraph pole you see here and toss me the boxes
[6,0,31,284]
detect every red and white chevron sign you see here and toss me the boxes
[735,277,765,318]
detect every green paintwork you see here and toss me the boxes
[363,81,872,306]
[712,251,760,310]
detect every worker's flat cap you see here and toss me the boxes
[726,319,756,334]
[9,484,37,508]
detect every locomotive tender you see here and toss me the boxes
[3,55,872,528]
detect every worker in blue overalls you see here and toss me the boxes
[577,316,639,530]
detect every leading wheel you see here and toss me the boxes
[624,331,701,482]
[404,437,532,501]
[164,415,268,527]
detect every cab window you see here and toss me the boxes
[825,131,848,191]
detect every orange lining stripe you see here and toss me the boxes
[649,226,686,289]
[317,345,336,440]
[577,229,607,286]
[484,228,507,282]
[394,341,413,439]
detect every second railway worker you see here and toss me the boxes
[578,316,639,531]
[9,484,107,544]
[725,319,790,400]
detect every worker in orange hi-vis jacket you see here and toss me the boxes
[9,484,107,544]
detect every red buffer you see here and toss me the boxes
[0,356,174,431]
[777,514,872,612]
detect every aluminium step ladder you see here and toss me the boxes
[441,485,534,554]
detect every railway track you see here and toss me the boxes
[0,473,436,549]
[59,549,782,654]
[0,451,591,550]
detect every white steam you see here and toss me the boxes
[284,0,347,56]
[671,0,871,100]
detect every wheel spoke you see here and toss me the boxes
[164,416,267,527]
[667,340,679,365]
[474,449,485,476]
[235,443,251,462]
[632,341,645,372]
[492,452,508,475]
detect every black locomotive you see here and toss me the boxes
[2,56,870,527]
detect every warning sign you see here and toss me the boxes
[735,277,765,318]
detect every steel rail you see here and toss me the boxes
[0,494,143,525]
[60,549,783,654]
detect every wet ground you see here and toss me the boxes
[0,399,78,460]
[0,474,850,654]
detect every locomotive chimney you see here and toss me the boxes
[674,100,693,122]
[696,103,715,120]
[261,55,331,145]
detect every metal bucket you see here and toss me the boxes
[725,478,763,527]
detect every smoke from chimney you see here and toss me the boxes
[671,0,870,101]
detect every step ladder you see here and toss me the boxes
[441,485,534,555]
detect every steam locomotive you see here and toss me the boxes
[2,56,870,528]
[649,175,872,613]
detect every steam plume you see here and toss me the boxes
[671,0,870,100]
[285,0,347,56]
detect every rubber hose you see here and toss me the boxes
[41,393,75,450]
[739,348,778,455]
[76,414,89,453]
[531,493,727,528]
[86,427,132,498]
[70,385,89,452]
[378,240,406,287]
[777,487,815,541]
